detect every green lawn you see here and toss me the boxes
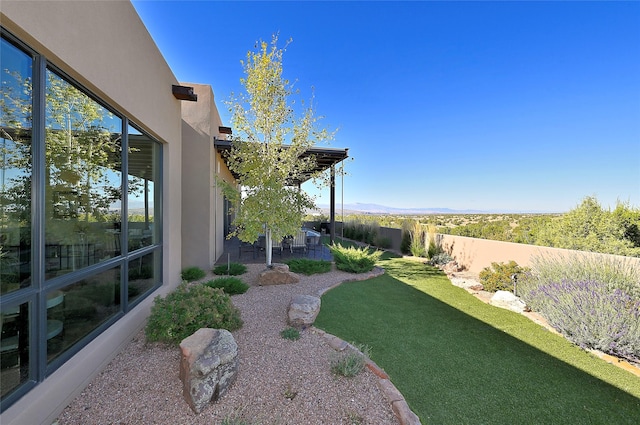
[314,257,640,424]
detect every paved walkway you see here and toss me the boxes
[215,236,334,265]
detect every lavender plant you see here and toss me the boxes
[519,253,640,362]
[525,280,639,362]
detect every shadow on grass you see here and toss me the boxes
[315,258,640,425]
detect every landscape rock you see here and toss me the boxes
[258,263,300,285]
[288,295,321,328]
[489,290,527,313]
[179,328,239,414]
[441,260,463,274]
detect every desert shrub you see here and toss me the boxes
[213,262,247,276]
[426,224,441,258]
[203,277,249,295]
[180,266,206,282]
[400,229,411,254]
[409,221,427,257]
[374,235,392,249]
[284,258,331,275]
[329,243,381,273]
[145,283,242,344]
[525,280,639,362]
[518,253,640,362]
[479,261,529,292]
[520,253,640,300]
[280,327,301,340]
[330,344,371,377]
[427,252,453,266]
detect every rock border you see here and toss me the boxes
[312,265,423,425]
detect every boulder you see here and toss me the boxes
[288,295,321,328]
[490,290,527,313]
[258,263,300,285]
[179,328,239,414]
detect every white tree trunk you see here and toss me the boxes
[265,227,273,267]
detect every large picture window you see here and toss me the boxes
[0,30,163,410]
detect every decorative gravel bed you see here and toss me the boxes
[56,264,399,425]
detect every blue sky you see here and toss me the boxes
[132,1,640,213]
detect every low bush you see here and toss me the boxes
[284,258,331,275]
[330,344,371,377]
[479,261,529,292]
[280,327,301,340]
[519,253,640,362]
[213,262,247,276]
[427,252,453,266]
[145,283,242,344]
[203,277,249,295]
[329,243,382,273]
[180,266,206,282]
[374,236,392,249]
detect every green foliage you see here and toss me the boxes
[280,327,301,340]
[284,258,331,275]
[145,283,242,344]
[180,266,206,282]
[220,35,336,267]
[426,252,453,266]
[374,235,392,249]
[519,253,640,304]
[329,243,382,273]
[400,229,411,255]
[479,261,529,292]
[426,224,441,258]
[330,344,371,377]
[203,277,250,295]
[213,262,248,276]
[343,218,379,245]
[408,221,426,257]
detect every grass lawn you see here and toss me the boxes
[314,257,640,424]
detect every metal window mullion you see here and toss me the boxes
[121,120,129,311]
[32,54,47,382]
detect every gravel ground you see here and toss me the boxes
[56,264,400,425]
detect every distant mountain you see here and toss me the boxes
[311,203,488,215]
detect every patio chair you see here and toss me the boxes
[307,234,323,257]
[289,230,307,254]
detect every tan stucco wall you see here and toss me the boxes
[440,234,640,274]
[1,2,183,424]
[181,83,234,270]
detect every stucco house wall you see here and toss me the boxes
[181,83,236,270]
[1,2,183,424]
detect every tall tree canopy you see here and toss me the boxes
[221,35,335,266]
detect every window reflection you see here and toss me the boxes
[44,69,122,279]
[0,301,29,399]
[46,267,120,363]
[0,38,33,294]
[127,125,160,251]
[127,250,159,305]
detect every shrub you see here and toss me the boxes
[203,277,249,295]
[525,280,639,362]
[409,221,427,257]
[400,229,411,254]
[330,344,371,377]
[213,262,247,276]
[284,258,331,275]
[280,327,301,340]
[427,252,453,266]
[427,224,441,258]
[329,243,382,273]
[374,235,392,249]
[181,266,206,282]
[145,283,242,344]
[518,253,640,362]
[479,261,529,292]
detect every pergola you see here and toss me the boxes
[213,138,349,244]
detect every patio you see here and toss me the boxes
[215,235,334,265]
